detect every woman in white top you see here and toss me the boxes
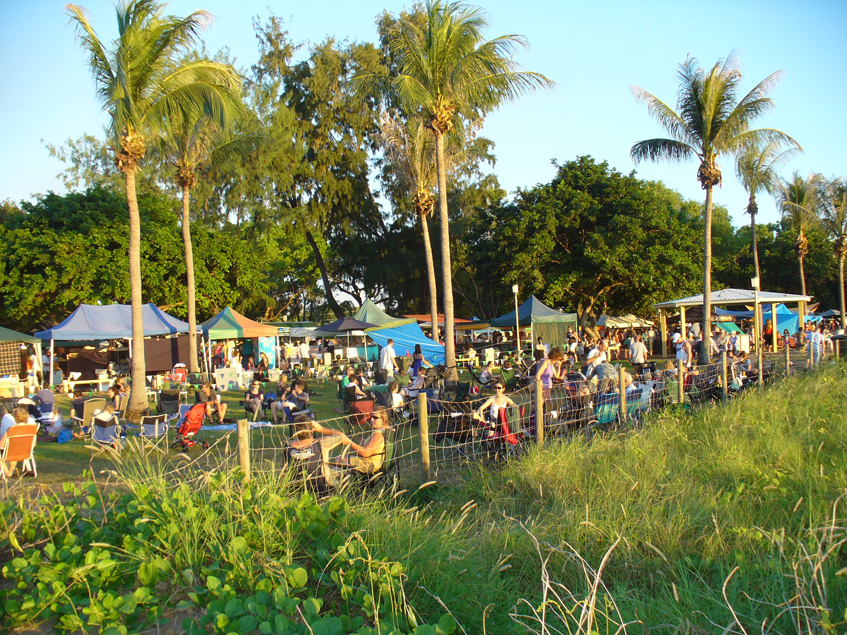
[473,381,517,438]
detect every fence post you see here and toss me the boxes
[721,351,728,402]
[417,393,431,484]
[237,419,251,482]
[618,370,627,425]
[677,359,685,405]
[785,342,791,378]
[534,379,544,448]
[757,343,764,388]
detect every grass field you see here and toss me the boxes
[2,363,845,634]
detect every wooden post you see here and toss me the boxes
[417,393,431,483]
[757,345,764,388]
[677,359,685,405]
[785,340,791,378]
[534,379,545,447]
[618,370,627,425]
[237,419,251,482]
[721,351,728,402]
[660,308,668,359]
[680,307,687,341]
[770,303,778,352]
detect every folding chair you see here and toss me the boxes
[434,409,477,462]
[346,399,374,434]
[137,414,169,453]
[71,398,106,436]
[158,389,182,419]
[90,411,123,454]
[0,423,38,479]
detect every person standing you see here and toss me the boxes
[629,335,648,375]
[380,339,399,379]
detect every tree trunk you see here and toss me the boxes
[750,203,760,282]
[798,253,807,297]
[700,186,714,365]
[126,168,148,420]
[420,213,439,343]
[182,183,199,373]
[434,131,456,377]
[304,229,344,319]
[839,255,846,329]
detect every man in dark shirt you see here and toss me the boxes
[196,382,227,420]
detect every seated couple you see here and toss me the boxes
[270,379,310,424]
[282,409,390,491]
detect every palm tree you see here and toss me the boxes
[68,0,242,418]
[378,115,440,341]
[631,52,793,364]
[777,171,823,297]
[379,0,553,375]
[735,139,801,281]
[818,177,847,328]
[154,105,250,373]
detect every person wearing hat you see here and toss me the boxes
[584,347,602,376]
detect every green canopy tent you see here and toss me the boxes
[353,299,399,326]
[489,295,578,349]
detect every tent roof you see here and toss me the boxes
[201,307,279,340]
[654,288,812,309]
[490,295,578,327]
[315,317,377,333]
[0,325,40,344]
[403,314,474,326]
[366,321,445,363]
[35,304,188,340]
[597,314,655,328]
[353,300,399,326]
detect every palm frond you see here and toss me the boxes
[630,138,694,164]
[631,86,694,146]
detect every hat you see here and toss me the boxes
[586,348,600,361]
[672,333,682,343]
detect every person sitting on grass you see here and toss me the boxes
[196,382,227,422]
[0,407,34,477]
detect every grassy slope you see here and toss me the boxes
[349,365,847,633]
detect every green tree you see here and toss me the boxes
[68,0,242,417]
[777,171,823,297]
[818,177,847,327]
[470,156,701,335]
[631,52,792,363]
[734,139,801,281]
[374,0,553,373]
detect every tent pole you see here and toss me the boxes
[275,334,280,370]
[50,338,55,389]
[660,309,667,358]
[127,337,132,358]
[771,303,778,352]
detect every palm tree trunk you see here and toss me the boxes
[420,213,439,343]
[182,184,199,373]
[434,132,456,377]
[700,186,714,365]
[798,253,807,297]
[839,255,846,329]
[126,168,148,419]
[750,207,760,281]
[304,229,344,319]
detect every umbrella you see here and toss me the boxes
[315,318,378,356]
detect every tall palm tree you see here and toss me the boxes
[378,115,440,341]
[818,177,847,328]
[631,52,792,364]
[777,171,823,297]
[378,0,553,375]
[154,105,250,373]
[735,139,801,281]
[68,0,242,417]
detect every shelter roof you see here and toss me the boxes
[201,307,279,340]
[654,288,812,310]
[35,304,188,340]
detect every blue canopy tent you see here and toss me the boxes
[35,303,190,381]
[366,319,445,364]
[714,304,820,335]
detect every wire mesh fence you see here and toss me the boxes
[150,345,844,490]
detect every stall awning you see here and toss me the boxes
[201,307,279,340]
[35,304,188,341]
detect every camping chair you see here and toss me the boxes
[116,393,129,419]
[157,389,182,419]
[499,369,517,391]
[0,423,38,479]
[594,401,618,427]
[71,398,106,436]
[137,414,169,453]
[90,411,123,454]
[434,408,477,462]
[346,399,374,434]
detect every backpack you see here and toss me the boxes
[57,428,74,444]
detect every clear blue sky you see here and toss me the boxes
[1,0,845,226]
